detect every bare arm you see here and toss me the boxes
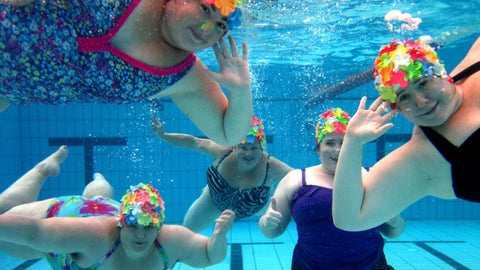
[168,210,235,267]
[333,97,434,231]
[0,214,112,256]
[379,215,405,239]
[259,170,299,238]
[166,36,252,146]
[267,157,294,185]
[151,115,226,158]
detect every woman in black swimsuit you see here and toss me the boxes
[332,36,480,232]
[151,115,293,232]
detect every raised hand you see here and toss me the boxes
[203,35,250,93]
[150,115,165,138]
[213,210,235,235]
[346,97,397,145]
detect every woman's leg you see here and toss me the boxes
[183,186,223,233]
[0,146,68,214]
[82,172,114,199]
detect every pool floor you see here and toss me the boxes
[1,220,480,270]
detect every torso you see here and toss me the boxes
[291,168,384,270]
[215,151,270,190]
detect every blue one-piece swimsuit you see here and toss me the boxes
[0,0,195,105]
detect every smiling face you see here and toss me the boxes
[396,76,460,126]
[317,132,344,176]
[160,0,228,52]
[234,143,263,168]
[120,224,159,254]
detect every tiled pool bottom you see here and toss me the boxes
[2,220,480,270]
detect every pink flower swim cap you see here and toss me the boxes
[117,183,165,229]
[315,108,350,144]
[374,39,450,106]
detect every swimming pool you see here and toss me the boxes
[1,0,480,269]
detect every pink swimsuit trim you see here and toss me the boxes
[77,0,196,76]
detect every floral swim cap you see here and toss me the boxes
[374,39,450,105]
[202,0,244,29]
[315,108,350,144]
[241,116,266,149]
[117,183,165,229]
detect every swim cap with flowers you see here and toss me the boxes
[241,116,266,149]
[315,108,350,144]
[204,0,244,16]
[117,183,165,229]
[374,38,450,106]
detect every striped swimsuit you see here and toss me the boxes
[207,149,271,218]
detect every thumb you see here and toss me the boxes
[271,197,277,211]
[202,68,221,83]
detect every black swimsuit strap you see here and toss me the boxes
[215,148,234,169]
[420,126,457,163]
[451,61,480,83]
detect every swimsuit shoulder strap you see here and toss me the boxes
[261,155,271,185]
[451,61,480,82]
[420,126,456,162]
[301,169,306,186]
[215,148,234,169]
[154,239,169,269]
[89,237,121,269]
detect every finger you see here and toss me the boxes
[271,197,277,211]
[211,43,224,60]
[357,96,367,111]
[242,41,248,61]
[381,110,397,123]
[369,96,383,111]
[218,38,230,57]
[228,35,239,58]
[376,123,394,135]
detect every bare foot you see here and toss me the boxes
[35,146,68,177]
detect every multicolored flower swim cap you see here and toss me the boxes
[202,0,244,29]
[117,183,165,229]
[374,38,449,106]
[241,116,266,149]
[315,108,350,144]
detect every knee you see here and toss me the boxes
[82,173,114,199]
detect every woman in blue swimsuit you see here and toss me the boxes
[0,0,252,146]
[332,36,480,232]
[0,149,235,270]
[151,115,293,232]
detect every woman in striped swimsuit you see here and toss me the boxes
[152,115,293,232]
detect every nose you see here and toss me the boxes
[136,230,146,239]
[414,92,429,108]
[334,144,342,154]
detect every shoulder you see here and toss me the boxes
[277,169,303,191]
